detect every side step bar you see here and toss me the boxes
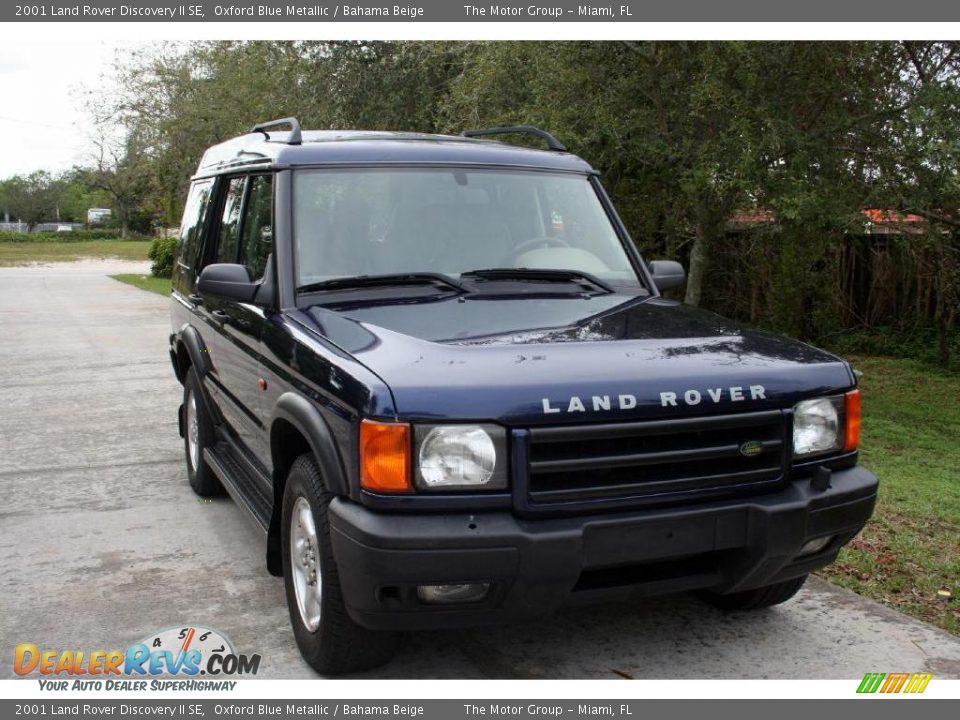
[204,443,272,535]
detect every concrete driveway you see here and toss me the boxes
[1,260,959,680]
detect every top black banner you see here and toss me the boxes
[4,0,955,22]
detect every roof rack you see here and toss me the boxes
[250,117,302,146]
[461,125,567,152]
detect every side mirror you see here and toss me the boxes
[197,263,257,303]
[649,260,686,292]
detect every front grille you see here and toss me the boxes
[526,410,787,506]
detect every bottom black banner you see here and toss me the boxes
[1,699,957,720]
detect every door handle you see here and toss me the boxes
[187,294,203,306]
[212,309,229,321]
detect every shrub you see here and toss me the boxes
[148,236,178,278]
[824,326,960,372]
[70,228,152,241]
[0,229,152,243]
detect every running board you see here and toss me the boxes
[204,443,272,535]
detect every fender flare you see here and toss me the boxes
[266,392,350,576]
[177,324,213,380]
[269,392,349,497]
[173,324,222,429]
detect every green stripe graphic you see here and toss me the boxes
[857,673,886,693]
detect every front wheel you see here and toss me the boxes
[281,453,399,675]
[700,575,808,611]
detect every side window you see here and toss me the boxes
[217,177,246,263]
[176,179,213,270]
[238,175,274,281]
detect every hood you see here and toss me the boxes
[297,295,855,425]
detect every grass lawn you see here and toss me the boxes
[110,273,171,296]
[819,355,960,635]
[0,240,151,266]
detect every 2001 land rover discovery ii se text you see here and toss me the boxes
[168,118,878,674]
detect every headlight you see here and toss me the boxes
[415,424,508,491]
[792,396,844,458]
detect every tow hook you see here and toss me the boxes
[811,466,831,492]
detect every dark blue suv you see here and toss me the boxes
[169,118,878,674]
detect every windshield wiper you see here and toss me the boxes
[297,273,467,295]
[460,268,615,294]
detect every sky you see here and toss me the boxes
[0,41,137,180]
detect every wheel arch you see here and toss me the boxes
[174,324,212,382]
[266,392,350,576]
[173,325,218,436]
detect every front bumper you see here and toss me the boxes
[328,465,877,631]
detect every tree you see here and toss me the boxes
[0,171,57,229]
[102,42,319,225]
[54,167,112,223]
[84,133,149,238]
[869,42,960,366]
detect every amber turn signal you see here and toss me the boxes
[360,420,412,493]
[843,389,861,453]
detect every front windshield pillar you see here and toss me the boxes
[588,175,657,297]
[275,169,297,310]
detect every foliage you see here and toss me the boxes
[826,328,960,372]
[82,131,154,239]
[426,42,901,306]
[0,172,59,228]
[0,168,114,227]
[148,235,177,278]
[0,229,150,243]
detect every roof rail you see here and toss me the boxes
[461,125,567,152]
[250,117,302,146]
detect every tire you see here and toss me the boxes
[700,575,808,611]
[281,453,399,675]
[182,367,223,497]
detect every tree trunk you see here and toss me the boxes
[938,313,953,367]
[684,216,716,307]
[118,203,129,240]
[935,238,958,368]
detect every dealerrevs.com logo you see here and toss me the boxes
[14,626,260,690]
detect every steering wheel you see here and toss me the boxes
[502,235,571,265]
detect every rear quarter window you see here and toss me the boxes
[175,179,214,274]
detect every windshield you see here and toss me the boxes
[292,168,643,291]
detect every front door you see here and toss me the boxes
[197,174,273,467]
